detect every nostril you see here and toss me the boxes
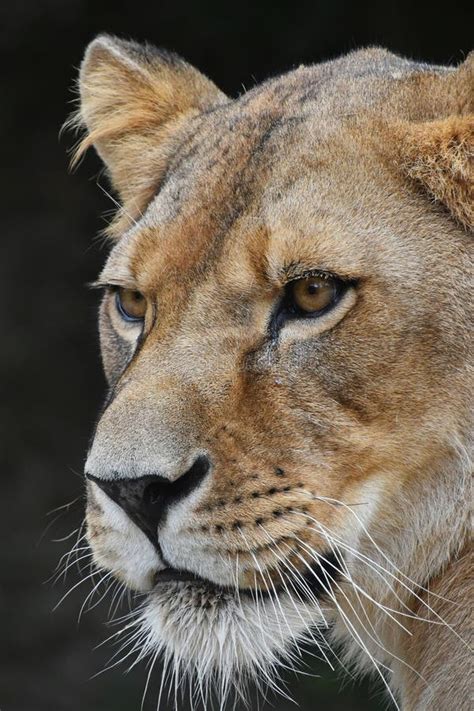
[144,482,165,506]
[86,473,170,546]
[86,455,211,548]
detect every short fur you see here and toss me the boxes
[70,36,473,710]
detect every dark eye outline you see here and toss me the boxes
[270,272,353,335]
[115,288,146,324]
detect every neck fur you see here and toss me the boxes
[329,445,471,709]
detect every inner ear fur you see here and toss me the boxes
[72,35,227,236]
[394,54,473,230]
[398,115,473,229]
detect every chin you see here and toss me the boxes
[137,577,329,704]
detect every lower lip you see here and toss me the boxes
[153,568,212,586]
[152,569,265,599]
[153,569,240,597]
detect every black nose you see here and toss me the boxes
[86,456,210,546]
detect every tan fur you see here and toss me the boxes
[72,36,227,235]
[71,36,473,709]
[399,545,473,710]
[396,115,474,229]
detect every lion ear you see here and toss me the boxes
[398,115,473,229]
[395,54,473,230]
[72,35,227,220]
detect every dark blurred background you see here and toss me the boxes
[1,1,471,709]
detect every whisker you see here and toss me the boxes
[95,180,139,229]
[53,568,101,611]
[281,537,401,710]
[297,507,468,643]
[304,491,459,605]
[261,530,353,677]
[288,534,427,688]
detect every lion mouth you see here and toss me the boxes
[153,551,341,600]
[153,567,244,598]
[154,567,215,587]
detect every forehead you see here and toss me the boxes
[102,57,428,287]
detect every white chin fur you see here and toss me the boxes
[136,581,328,701]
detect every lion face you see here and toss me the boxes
[75,37,472,702]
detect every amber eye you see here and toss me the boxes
[115,288,147,322]
[290,275,341,315]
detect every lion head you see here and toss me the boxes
[71,36,472,708]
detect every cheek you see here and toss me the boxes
[274,322,402,429]
[98,301,134,385]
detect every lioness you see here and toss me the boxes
[70,35,473,709]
